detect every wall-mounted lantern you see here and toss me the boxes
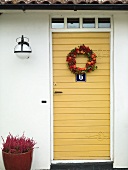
[14,35,32,59]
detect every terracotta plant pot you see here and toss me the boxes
[2,150,33,170]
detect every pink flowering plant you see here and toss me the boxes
[1,133,36,154]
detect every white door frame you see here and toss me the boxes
[49,14,114,163]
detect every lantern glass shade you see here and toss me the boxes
[14,35,32,59]
[15,52,31,59]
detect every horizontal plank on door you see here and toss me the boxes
[54,94,110,101]
[53,58,109,64]
[54,107,110,114]
[54,151,110,157]
[54,57,109,64]
[52,49,110,58]
[53,75,110,83]
[55,56,109,61]
[53,50,110,57]
[54,101,109,108]
[53,55,109,59]
[53,57,110,65]
[54,113,110,120]
[53,89,110,95]
[53,54,109,59]
[54,145,110,151]
[54,138,110,145]
[54,156,110,160]
[54,71,109,77]
[54,126,109,133]
[53,45,110,51]
[54,132,110,139]
[54,119,110,126]
[52,38,110,45]
[53,70,109,76]
[53,63,110,70]
[54,82,109,89]
[52,32,110,38]
[54,144,110,151]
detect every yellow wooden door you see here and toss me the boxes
[53,32,110,160]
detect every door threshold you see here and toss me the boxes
[52,160,112,164]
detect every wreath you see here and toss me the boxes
[66,44,97,74]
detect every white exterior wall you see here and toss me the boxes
[0,10,128,170]
[113,12,128,168]
[0,12,51,170]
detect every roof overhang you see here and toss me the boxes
[0,4,128,10]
